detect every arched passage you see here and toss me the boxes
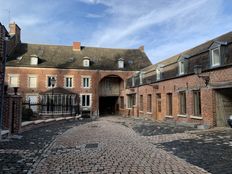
[99,75,124,116]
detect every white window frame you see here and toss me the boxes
[83,59,90,67]
[118,59,124,68]
[82,76,91,88]
[156,68,161,80]
[211,47,221,67]
[80,93,92,107]
[8,74,19,87]
[28,75,37,88]
[178,61,185,75]
[64,76,73,88]
[47,75,57,88]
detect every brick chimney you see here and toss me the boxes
[73,42,81,51]
[139,45,144,52]
[9,22,21,43]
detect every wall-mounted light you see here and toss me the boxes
[194,65,210,86]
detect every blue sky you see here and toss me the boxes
[1,0,232,64]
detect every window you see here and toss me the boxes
[83,59,90,67]
[147,94,152,112]
[81,94,91,107]
[82,77,90,88]
[9,75,19,87]
[193,90,201,116]
[211,47,220,67]
[47,76,56,88]
[140,95,143,111]
[179,91,187,115]
[65,77,73,88]
[156,93,161,112]
[120,96,124,109]
[127,94,136,108]
[132,77,135,87]
[118,58,124,68]
[28,76,37,88]
[139,72,144,85]
[166,93,173,116]
[156,68,161,80]
[30,56,38,65]
[179,61,185,75]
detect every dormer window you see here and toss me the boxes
[178,61,185,75]
[118,58,124,68]
[30,55,39,65]
[211,47,220,67]
[178,55,188,76]
[139,71,144,85]
[83,57,90,67]
[132,76,135,87]
[156,64,163,81]
[156,69,161,80]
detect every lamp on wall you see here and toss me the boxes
[194,65,210,86]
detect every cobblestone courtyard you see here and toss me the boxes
[1,116,232,174]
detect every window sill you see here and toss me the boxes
[177,114,187,118]
[165,115,173,118]
[139,111,144,113]
[190,115,203,120]
[146,112,152,114]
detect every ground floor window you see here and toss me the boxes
[127,94,136,108]
[166,93,173,116]
[147,94,152,112]
[81,94,91,107]
[140,95,143,111]
[179,91,187,115]
[193,90,201,116]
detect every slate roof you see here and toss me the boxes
[142,31,232,73]
[6,43,151,71]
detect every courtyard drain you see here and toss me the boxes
[85,143,98,149]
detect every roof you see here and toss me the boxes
[6,43,152,71]
[142,31,232,73]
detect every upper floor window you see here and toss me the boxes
[82,77,90,88]
[132,77,135,87]
[30,55,39,65]
[28,76,37,88]
[9,74,19,87]
[211,47,220,67]
[83,57,90,67]
[118,58,124,68]
[47,76,56,88]
[65,77,73,88]
[178,61,185,75]
[139,72,144,85]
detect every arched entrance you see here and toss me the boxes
[99,75,123,116]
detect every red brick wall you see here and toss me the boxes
[121,66,232,127]
[5,67,134,116]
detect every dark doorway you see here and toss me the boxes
[215,88,232,127]
[99,97,118,116]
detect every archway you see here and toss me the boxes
[98,75,123,116]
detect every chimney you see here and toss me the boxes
[139,45,144,52]
[73,42,81,51]
[9,22,21,43]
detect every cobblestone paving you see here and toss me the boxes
[32,116,209,174]
[156,128,232,174]
[0,119,89,174]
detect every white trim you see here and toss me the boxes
[28,75,38,89]
[190,115,203,120]
[8,74,20,87]
[177,114,188,118]
[165,115,173,118]
[81,76,91,88]
[211,47,221,67]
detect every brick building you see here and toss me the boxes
[123,32,232,128]
[5,23,151,117]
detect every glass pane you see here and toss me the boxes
[86,95,90,106]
